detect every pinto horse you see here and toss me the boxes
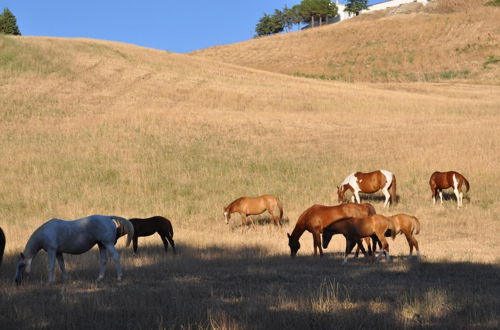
[338,170,397,208]
[322,214,397,263]
[429,171,470,208]
[224,194,283,226]
[0,227,5,267]
[117,216,176,254]
[14,215,134,284]
[287,203,376,257]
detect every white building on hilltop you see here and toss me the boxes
[335,0,430,22]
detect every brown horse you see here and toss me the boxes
[322,214,397,263]
[429,171,469,208]
[117,216,176,254]
[287,203,376,257]
[338,170,397,208]
[0,227,5,267]
[348,213,421,258]
[224,194,283,226]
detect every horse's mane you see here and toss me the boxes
[227,197,245,211]
[111,216,134,247]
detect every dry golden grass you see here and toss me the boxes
[0,33,499,329]
[192,0,500,84]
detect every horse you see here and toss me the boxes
[321,214,397,263]
[429,171,469,208]
[117,216,176,254]
[325,213,421,258]
[224,194,283,226]
[0,227,5,267]
[14,215,134,284]
[287,203,376,257]
[338,170,397,208]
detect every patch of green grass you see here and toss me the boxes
[439,70,470,80]
[292,72,340,81]
[484,0,500,7]
[483,55,500,68]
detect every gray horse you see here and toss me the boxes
[14,215,134,284]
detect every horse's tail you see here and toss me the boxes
[462,175,470,192]
[112,217,134,247]
[389,174,397,204]
[276,197,284,221]
[412,216,421,236]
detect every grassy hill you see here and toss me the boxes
[0,34,499,328]
[191,0,500,84]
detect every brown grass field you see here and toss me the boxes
[1,2,500,328]
[192,0,500,84]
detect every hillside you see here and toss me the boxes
[1,35,500,329]
[191,0,500,84]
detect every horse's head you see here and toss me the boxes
[287,233,300,258]
[337,185,346,203]
[14,253,30,285]
[223,207,231,224]
[322,230,334,249]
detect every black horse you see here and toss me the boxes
[117,216,175,254]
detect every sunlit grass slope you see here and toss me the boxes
[191,0,500,84]
[0,34,499,328]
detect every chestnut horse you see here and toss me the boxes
[429,171,469,208]
[224,194,283,226]
[116,216,176,254]
[329,213,421,258]
[0,227,5,267]
[287,203,376,257]
[338,170,397,208]
[322,214,397,263]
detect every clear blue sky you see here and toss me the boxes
[2,1,380,53]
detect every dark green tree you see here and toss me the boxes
[344,0,369,16]
[281,5,296,32]
[0,8,21,35]
[255,12,284,37]
[291,4,303,30]
[300,0,338,28]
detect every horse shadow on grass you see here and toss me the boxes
[0,243,498,329]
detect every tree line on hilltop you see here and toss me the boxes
[0,8,21,35]
[255,0,368,37]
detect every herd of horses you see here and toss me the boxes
[0,170,468,284]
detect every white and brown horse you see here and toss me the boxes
[224,194,283,226]
[338,170,397,208]
[429,171,469,208]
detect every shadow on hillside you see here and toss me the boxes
[0,243,498,329]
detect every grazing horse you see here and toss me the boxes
[287,203,376,257]
[0,227,5,267]
[322,214,397,263]
[429,171,469,208]
[14,215,134,284]
[224,194,283,226]
[117,216,176,254]
[329,213,421,258]
[338,170,397,208]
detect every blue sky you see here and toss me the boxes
[2,1,381,53]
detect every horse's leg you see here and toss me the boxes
[106,244,123,281]
[354,190,361,204]
[431,187,436,205]
[454,187,461,209]
[376,235,390,262]
[439,189,443,205]
[166,234,176,254]
[382,187,390,208]
[56,252,67,281]
[313,231,323,257]
[47,249,57,284]
[133,236,138,253]
[97,244,108,281]
[356,239,369,258]
[159,232,169,253]
[343,238,356,264]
